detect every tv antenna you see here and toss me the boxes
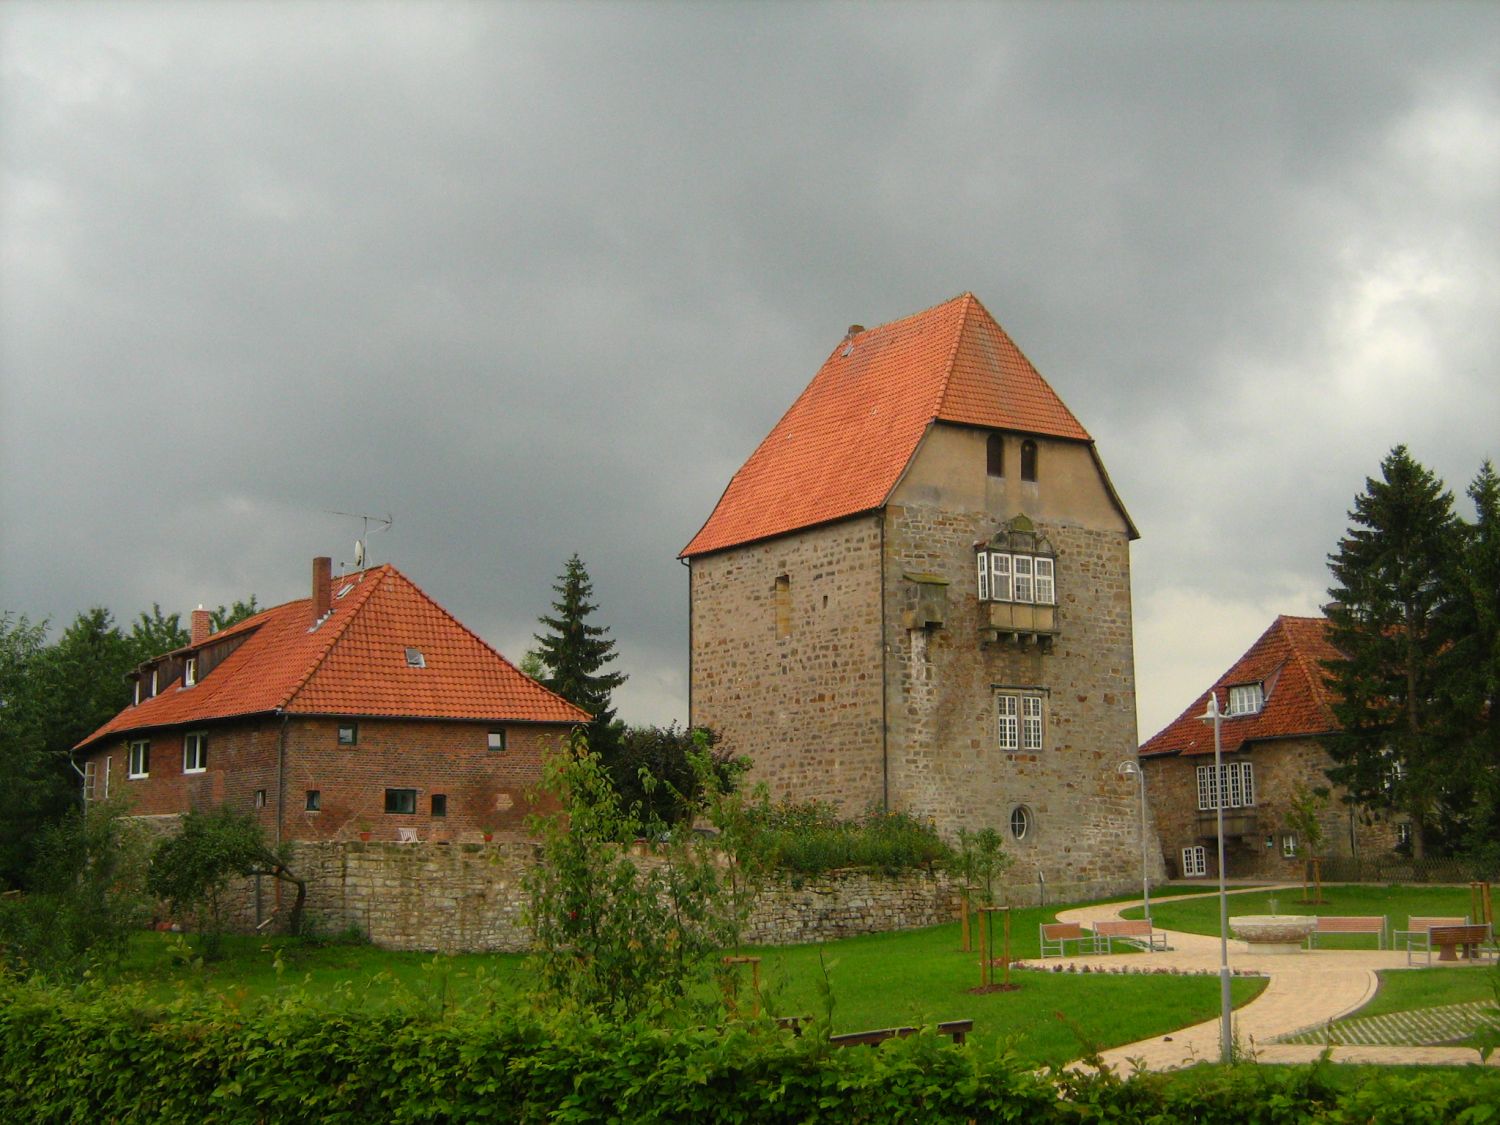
[327,511,393,571]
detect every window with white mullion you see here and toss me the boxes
[1021,695,1043,750]
[1238,761,1255,806]
[1033,557,1055,605]
[1012,555,1034,603]
[997,695,1019,750]
[1196,765,1217,811]
[989,553,1013,602]
[976,553,989,601]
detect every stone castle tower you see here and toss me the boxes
[681,293,1163,901]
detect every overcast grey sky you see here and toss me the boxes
[3,0,1496,743]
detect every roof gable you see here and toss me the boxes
[1139,616,1343,759]
[680,293,1092,558]
[77,565,586,749]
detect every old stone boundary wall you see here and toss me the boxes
[231,841,1129,951]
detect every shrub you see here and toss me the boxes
[740,800,953,875]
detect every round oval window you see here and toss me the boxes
[1009,805,1032,841]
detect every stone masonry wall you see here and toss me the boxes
[883,502,1163,901]
[234,842,997,951]
[689,516,887,813]
[1144,740,1405,879]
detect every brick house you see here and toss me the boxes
[74,557,587,846]
[1138,615,1406,879]
[681,293,1162,900]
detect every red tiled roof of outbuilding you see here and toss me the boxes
[1138,616,1343,759]
[680,293,1094,558]
[76,565,587,749]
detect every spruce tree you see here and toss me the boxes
[532,555,626,748]
[1323,446,1461,857]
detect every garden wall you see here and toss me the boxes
[236,841,990,951]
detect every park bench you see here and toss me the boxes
[1395,915,1468,964]
[1039,922,1101,959]
[1093,918,1167,953]
[828,1020,973,1048]
[1307,915,1386,949]
[1416,924,1494,965]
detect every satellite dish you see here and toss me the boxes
[354,539,365,568]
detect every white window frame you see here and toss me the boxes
[1396,822,1413,846]
[183,731,208,774]
[1009,805,1032,841]
[150,669,158,697]
[997,694,1019,751]
[128,739,149,779]
[83,759,97,802]
[1182,845,1207,877]
[183,657,197,687]
[133,680,141,706]
[977,550,1053,605]
[997,690,1045,752]
[1195,761,1255,810]
[1227,683,1263,716]
[1281,833,1298,858]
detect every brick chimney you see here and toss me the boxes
[312,556,332,625]
[190,605,212,645]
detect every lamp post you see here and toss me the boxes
[1199,691,1233,1064]
[1116,760,1151,925]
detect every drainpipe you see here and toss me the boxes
[879,514,889,813]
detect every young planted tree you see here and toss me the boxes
[1323,447,1462,857]
[532,554,626,750]
[148,806,306,959]
[1282,782,1329,902]
[523,732,751,1021]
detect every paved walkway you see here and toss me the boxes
[1040,887,1498,1072]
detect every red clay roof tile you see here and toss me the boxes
[1138,616,1343,759]
[680,293,1092,558]
[76,565,586,749]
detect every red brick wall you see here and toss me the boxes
[81,717,573,844]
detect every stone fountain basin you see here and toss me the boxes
[1229,914,1317,953]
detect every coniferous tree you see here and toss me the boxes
[1323,446,1461,857]
[1434,461,1500,859]
[532,555,626,748]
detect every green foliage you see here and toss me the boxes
[126,603,189,665]
[606,723,745,825]
[737,799,954,876]
[148,806,306,958]
[1323,445,1497,857]
[531,553,626,748]
[522,733,749,1021]
[955,826,1012,903]
[1,975,1497,1124]
[0,798,150,978]
[209,595,261,632]
[0,608,137,888]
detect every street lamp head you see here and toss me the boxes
[1199,692,1223,723]
[1116,760,1139,777]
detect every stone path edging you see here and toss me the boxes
[1050,887,1498,1071]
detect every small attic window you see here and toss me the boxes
[405,647,426,668]
[336,583,355,600]
[1227,683,1264,716]
[986,434,1004,478]
[1021,440,1038,482]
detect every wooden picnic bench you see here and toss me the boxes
[1039,922,1100,958]
[1396,916,1469,964]
[1308,915,1386,949]
[1093,918,1167,953]
[1426,924,1493,964]
[828,1020,974,1048]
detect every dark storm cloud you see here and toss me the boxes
[3,0,1497,734]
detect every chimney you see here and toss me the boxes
[845,324,864,339]
[190,605,212,645]
[312,556,332,625]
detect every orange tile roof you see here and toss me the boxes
[77,565,587,749]
[1138,616,1343,759]
[680,293,1094,558]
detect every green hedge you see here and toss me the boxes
[2,979,1497,1123]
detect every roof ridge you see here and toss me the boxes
[932,292,976,419]
[279,565,393,710]
[1277,615,1338,726]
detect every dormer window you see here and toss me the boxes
[183,657,197,687]
[1227,683,1264,716]
[405,648,426,668]
[150,669,158,697]
[133,679,141,706]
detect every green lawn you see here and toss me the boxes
[112,899,1265,1068]
[1122,883,1477,947]
[1356,965,1497,1020]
